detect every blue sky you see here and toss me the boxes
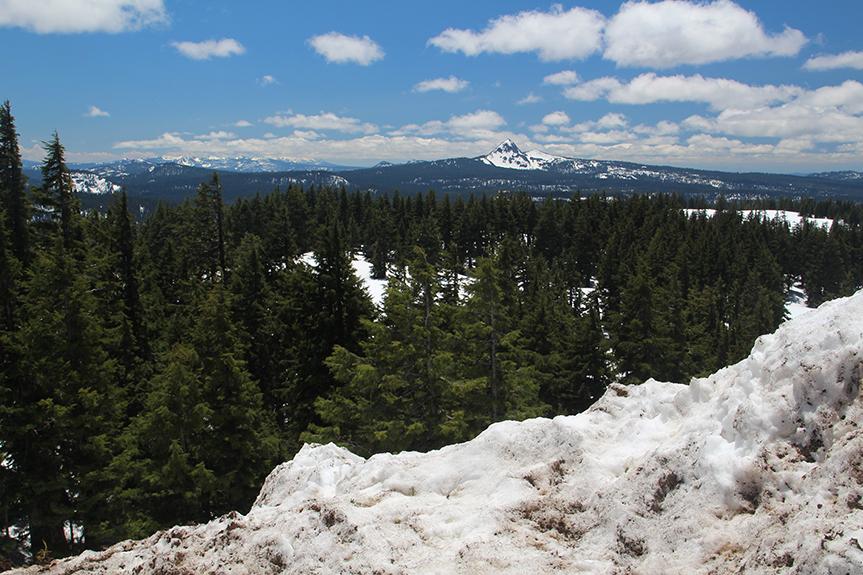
[2,0,863,173]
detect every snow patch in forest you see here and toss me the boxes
[684,208,835,230]
[14,289,863,574]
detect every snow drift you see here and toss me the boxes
[10,291,863,574]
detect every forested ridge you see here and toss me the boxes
[2,102,863,565]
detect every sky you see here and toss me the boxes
[2,0,863,173]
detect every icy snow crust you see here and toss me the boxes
[13,292,863,574]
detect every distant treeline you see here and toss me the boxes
[1,104,862,564]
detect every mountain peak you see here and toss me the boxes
[482,140,534,169]
[492,139,521,155]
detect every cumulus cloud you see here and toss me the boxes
[0,0,167,33]
[308,32,384,65]
[543,70,581,85]
[264,112,378,134]
[172,38,245,60]
[234,120,253,127]
[413,76,470,93]
[603,0,807,68]
[86,106,110,117]
[563,73,801,110]
[428,5,604,62]
[542,111,571,126]
[258,75,278,86]
[803,51,863,71]
[801,81,863,115]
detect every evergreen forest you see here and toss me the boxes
[2,102,863,564]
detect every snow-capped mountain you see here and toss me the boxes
[83,156,352,178]
[481,139,573,171]
[18,289,863,574]
[28,140,863,203]
[156,155,352,173]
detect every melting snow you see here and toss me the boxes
[10,290,863,574]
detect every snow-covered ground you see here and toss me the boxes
[684,208,835,230]
[11,289,863,574]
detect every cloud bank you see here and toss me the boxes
[264,112,379,134]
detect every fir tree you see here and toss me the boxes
[0,101,30,266]
[308,249,459,453]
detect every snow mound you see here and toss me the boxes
[12,291,863,574]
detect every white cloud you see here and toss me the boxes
[86,106,110,117]
[604,0,807,68]
[517,93,542,105]
[801,81,863,115]
[428,5,605,62]
[264,112,378,134]
[194,131,236,140]
[567,113,630,133]
[543,70,580,85]
[564,73,801,111]
[633,120,680,136]
[234,120,253,127]
[292,130,322,140]
[308,32,384,65]
[413,76,470,93]
[258,75,278,86]
[804,51,863,71]
[391,110,506,138]
[114,132,187,149]
[172,38,245,60]
[542,111,570,126]
[0,0,167,33]
[685,104,863,144]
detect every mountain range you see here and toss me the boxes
[22,141,863,208]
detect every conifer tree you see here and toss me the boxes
[456,254,545,426]
[309,249,461,453]
[192,172,227,282]
[0,101,29,266]
[279,219,373,450]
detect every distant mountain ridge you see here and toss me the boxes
[21,143,863,204]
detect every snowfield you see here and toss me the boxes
[9,291,863,574]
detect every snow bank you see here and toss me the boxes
[10,291,863,574]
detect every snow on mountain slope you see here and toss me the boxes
[481,139,571,171]
[11,291,863,574]
[70,171,122,195]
